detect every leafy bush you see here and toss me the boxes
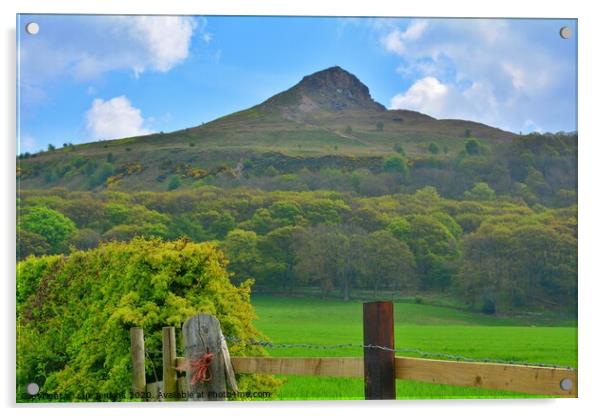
[465,138,481,155]
[382,155,408,175]
[168,175,182,191]
[16,238,279,401]
[428,143,440,154]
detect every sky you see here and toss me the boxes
[17,15,577,153]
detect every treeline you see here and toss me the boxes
[17,185,577,314]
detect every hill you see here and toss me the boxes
[17,66,574,203]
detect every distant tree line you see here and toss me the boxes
[17,182,577,315]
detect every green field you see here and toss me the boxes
[250,295,577,400]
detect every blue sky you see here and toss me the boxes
[17,15,577,153]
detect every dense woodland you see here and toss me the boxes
[17,133,577,315]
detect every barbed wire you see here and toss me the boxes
[144,349,160,387]
[175,335,576,371]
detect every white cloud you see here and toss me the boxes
[120,16,197,75]
[85,96,152,141]
[380,20,428,56]
[21,16,199,82]
[377,18,576,132]
[403,20,428,41]
[391,77,502,127]
[382,29,406,55]
[391,77,449,116]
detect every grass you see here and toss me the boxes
[250,295,577,400]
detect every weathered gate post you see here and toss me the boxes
[363,301,396,400]
[130,327,147,400]
[162,326,178,400]
[181,313,238,401]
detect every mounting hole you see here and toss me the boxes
[25,22,40,35]
[560,378,573,391]
[559,26,571,39]
[26,382,39,395]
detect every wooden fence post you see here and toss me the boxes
[130,327,146,399]
[363,301,396,400]
[182,313,237,401]
[162,326,178,400]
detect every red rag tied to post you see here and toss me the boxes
[177,352,214,385]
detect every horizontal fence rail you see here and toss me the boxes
[144,356,578,398]
[231,357,364,378]
[227,356,577,397]
[394,356,577,396]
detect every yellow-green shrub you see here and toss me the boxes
[17,238,278,401]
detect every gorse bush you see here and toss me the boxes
[17,238,279,401]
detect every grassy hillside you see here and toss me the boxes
[17,67,522,193]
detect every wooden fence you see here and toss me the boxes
[130,301,577,400]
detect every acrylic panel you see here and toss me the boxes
[16,14,577,403]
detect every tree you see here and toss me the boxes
[303,199,348,225]
[222,229,261,284]
[465,138,481,155]
[387,216,412,240]
[358,230,416,296]
[83,160,98,177]
[208,212,236,239]
[167,214,209,241]
[90,162,115,187]
[294,224,361,301]
[268,201,303,226]
[400,214,460,290]
[428,143,440,154]
[62,198,106,229]
[376,121,384,132]
[245,208,276,234]
[351,207,386,232]
[264,165,280,177]
[510,225,576,309]
[464,182,496,201]
[413,186,441,205]
[258,226,302,291]
[17,229,50,260]
[68,228,101,250]
[383,155,408,176]
[105,203,130,225]
[20,206,76,253]
[168,175,182,190]
[344,125,353,135]
[47,144,56,151]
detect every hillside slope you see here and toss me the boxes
[18,66,530,193]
